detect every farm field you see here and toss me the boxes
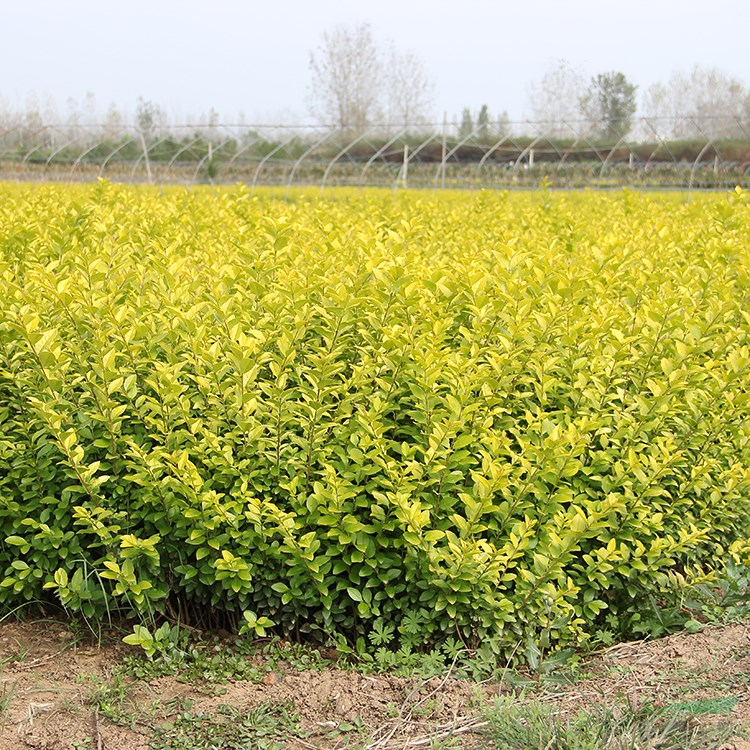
[0,182,749,662]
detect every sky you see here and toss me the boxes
[2,0,748,126]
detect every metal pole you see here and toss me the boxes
[139,132,153,184]
[441,112,447,189]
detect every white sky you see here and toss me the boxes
[2,0,748,125]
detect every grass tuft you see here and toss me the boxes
[482,694,735,750]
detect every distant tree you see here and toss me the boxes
[307,23,382,134]
[527,61,586,137]
[81,91,98,126]
[203,107,220,141]
[639,81,675,138]
[580,71,637,140]
[64,91,98,142]
[477,104,490,140]
[308,24,434,135]
[386,47,434,131]
[136,98,161,141]
[641,66,749,138]
[459,108,474,139]
[497,110,512,138]
[103,102,125,141]
[22,96,45,150]
[65,97,81,138]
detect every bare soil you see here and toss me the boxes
[2,619,750,749]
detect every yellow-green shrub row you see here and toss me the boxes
[1,182,749,652]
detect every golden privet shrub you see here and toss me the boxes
[1,181,749,652]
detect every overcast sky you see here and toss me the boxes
[2,0,748,125]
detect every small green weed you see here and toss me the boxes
[85,671,138,727]
[258,638,332,672]
[0,644,27,666]
[120,643,263,684]
[150,701,302,750]
[315,714,369,746]
[120,628,332,684]
[0,679,16,724]
[681,561,750,626]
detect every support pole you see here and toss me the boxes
[139,132,153,184]
[441,112,447,189]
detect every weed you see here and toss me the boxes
[150,701,303,750]
[121,640,262,684]
[84,671,139,727]
[0,679,16,725]
[316,714,369,746]
[258,637,332,671]
[119,630,337,686]
[681,561,750,626]
[482,694,735,749]
[0,638,28,666]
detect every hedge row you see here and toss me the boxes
[1,181,749,653]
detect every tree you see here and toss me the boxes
[308,23,382,134]
[497,110,512,138]
[308,24,434,135]
[64,91,98,143]
[641,66,750,139]
[21,95,45,150]
[477,104,490,141]
[526,61,586,137]
[459,108,474,139]
[102,102,125,141]
[386,47,434,131]
[580,72,637,140]
[135,98,164,142]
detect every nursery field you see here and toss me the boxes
[1,182,749,660]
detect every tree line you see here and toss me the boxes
[307,24,749,142]
[1,23,749,147]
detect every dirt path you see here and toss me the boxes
[2,620,750,749]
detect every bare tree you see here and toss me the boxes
[21,94,46,150]
[641,66,750,139]
[386,47,434,131]
[308,24,434,135]
[526,61,586,137]
[308,23,382,134]
[64,91,98,143]
[103,102,125,141]
[640,81,680,139]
